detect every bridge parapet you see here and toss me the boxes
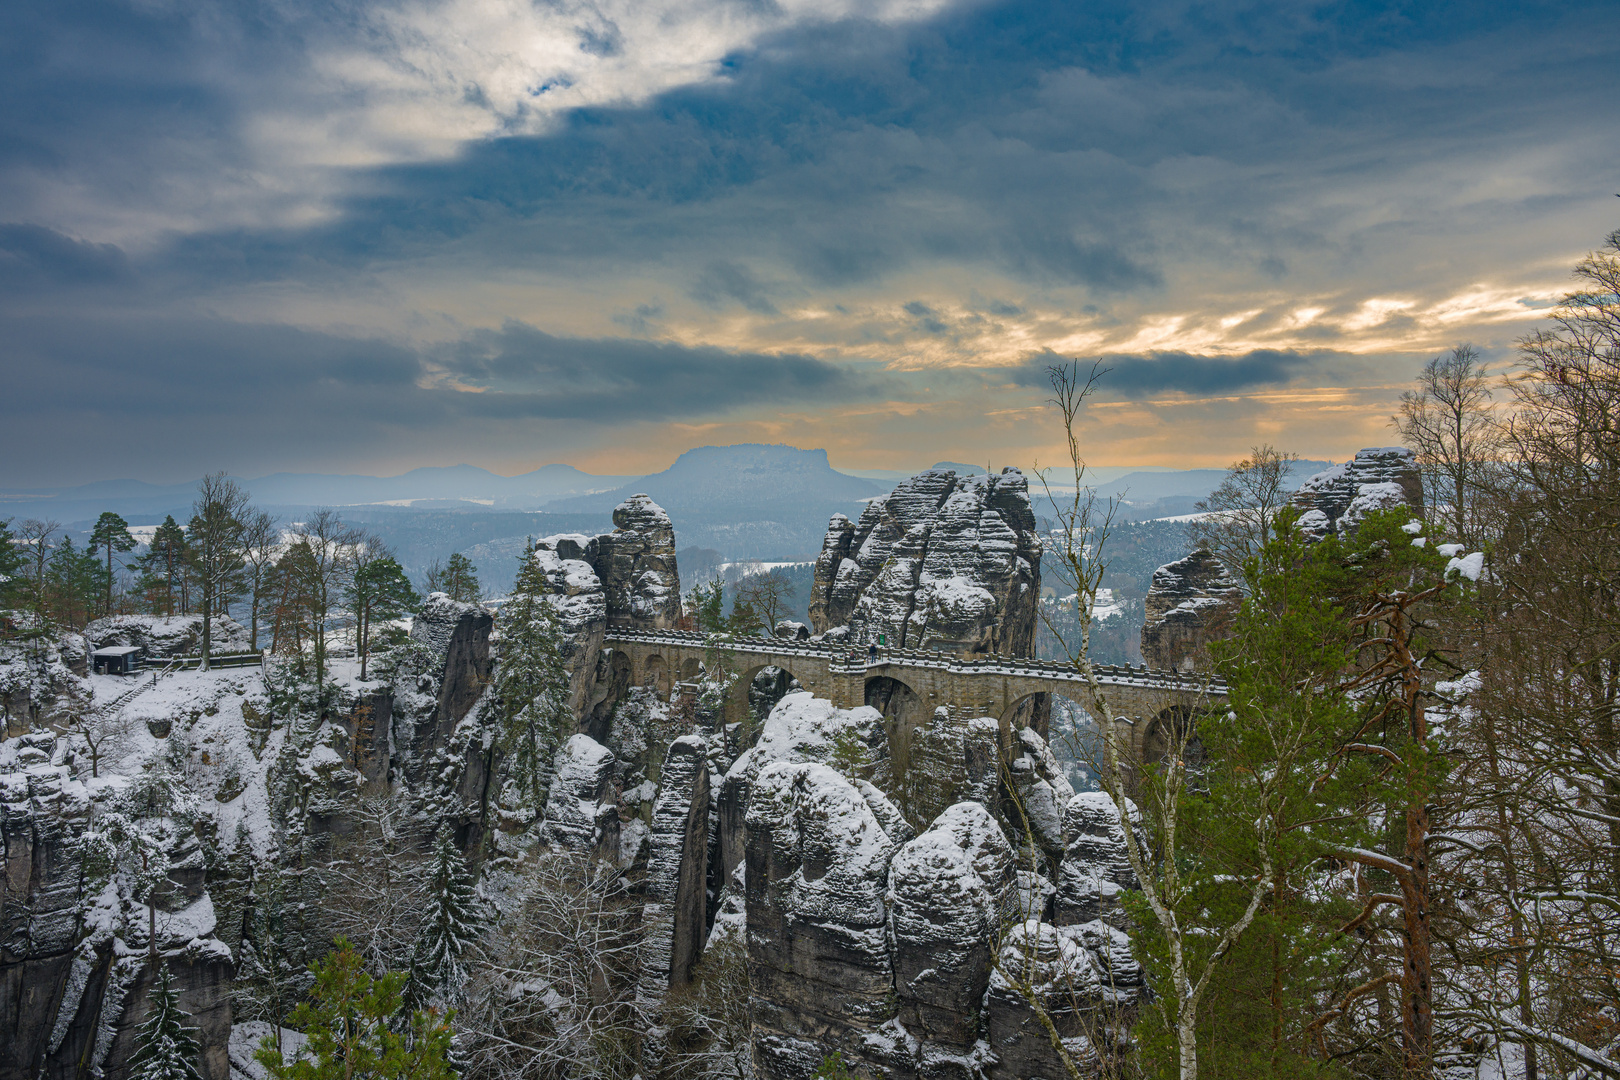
[600,628,1228,697]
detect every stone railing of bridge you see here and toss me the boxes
[601,628,1227,778]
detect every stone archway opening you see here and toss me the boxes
[1141,704,1205,775]
[1015,691,1105,794]
[725,663,804,740]
[644,653,671,699]
[865,675,926,792]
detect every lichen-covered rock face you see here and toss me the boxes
[1290,446,1423,539]
[1055,793,1141,929]
[889,802,1016,1049]
[526,541,610,720]
[744,762,901,1080]
[809,468,1042,656]
[1139,549,1242,673]
[84,614,252,659]
[597,494,682,630]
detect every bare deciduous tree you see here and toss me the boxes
[461,852,647,1080]
[1186,444,1299,584]
[1394,343,1499,546]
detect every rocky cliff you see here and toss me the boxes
[1,739,234,1080]
[1289,446,1423,539]
[1138,550,1242,673]
[1139,446,1424,668]
[809,468,1042,657]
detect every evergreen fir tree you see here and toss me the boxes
[129,965,203,1080]
[255,939,453,1080]
[0,517,23,609]
[89,511,138,617]
[139,516,189,616]
[491,546,573,809]
[442,553,480,604]
[405,829,488,1009]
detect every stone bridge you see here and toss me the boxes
[602,629,1228,781]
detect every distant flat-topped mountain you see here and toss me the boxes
[544,444,888,559]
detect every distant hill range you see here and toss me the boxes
[0,464,632,521]
[1,446,1337,566]
[544,444,888,559]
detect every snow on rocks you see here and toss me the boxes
[1055,792,1141,929]
[84,614,251,659]
[1289,447,1423,538]
[808,467,1042,655]
[889,802,1016,1049]
[984,919,1104,1080]
[1140,549,1242,673]
[1007,725,1076,859]
[717,691,890,888]
[641,735,711,996]
[745,761,901,1080]
[542,734,619,857]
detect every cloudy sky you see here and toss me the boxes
[2,0,1615,485]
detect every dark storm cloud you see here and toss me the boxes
[1011,349,1319,398]
[0,224,129,286]
[0,312,899,481]
[437,321,891,417]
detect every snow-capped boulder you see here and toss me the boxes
[84,613,251,659]
[745,762,901,1080]
[1054,792,1140,929]
[1007,725,1076,859]
[889,802,1016,1049]
[984,920,1105,1080]
[1139,549,1242,673]
[716,692,890,888]
[808,468,1042,656]
[1290,446,1423,538]
[543,734,619,856]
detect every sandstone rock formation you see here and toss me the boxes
[543,733,621,860]
[84,613,251,658]
[527,495,682,727]
[809,468,1042,656]
[1138,549,1242,673]
[1290,446,1423,539]
[642,735,711,992]
[1,746,233,1080]
[745,762,903,1080]
[889,802,1016,1051]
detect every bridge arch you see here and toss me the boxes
[865,674,927,788]
[642,653,671,698]
[727,662,806,731]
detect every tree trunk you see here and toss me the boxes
[1179,1000,1199,1080]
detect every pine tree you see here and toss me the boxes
[255,939,454,1080]
[129,965,203,1080]
[140,516,189,616]
[89,511,138,617]
[46,536,101,628]
[438,553,481,604]
[491,547,573,810]
[348,554,419,680]
[405,828,488,1009]
[0,517,23,609]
